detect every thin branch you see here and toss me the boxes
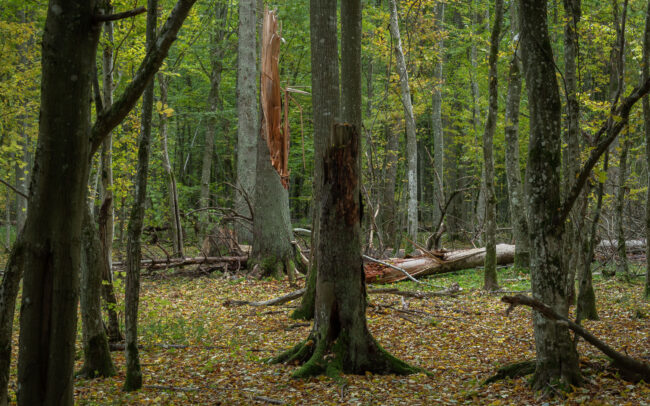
[94,7,147,23]
[0,179,28,199]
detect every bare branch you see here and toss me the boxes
[0,179,28,199]
[90,0,198,156]
[94,7,147,23]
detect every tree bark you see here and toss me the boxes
[380,124,400,245]
[482,0,503,291]
[158,75,184,256]
[504,1,529,268]
[234,0,258,243]
[79,205,115,378]
[292,0,340,321]
[519,0,581,390]
[15,1,100,403]
[641,3,650,300]
[0,237,23,406]
[251,10,295,280]
[562,0,584,304]
[432,2,445,233]
[124,0,158,391]
[99,10,122,342]
[389,0,418,242]
[271,124,418,377]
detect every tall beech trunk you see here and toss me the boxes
[159,75,184,256]
[504,1,529,268]
[124,0,158,391]
[389,0,418,242]
[562,0,584,303]
[271,124,418,377]
[432,2,445,232]
[482,0,503,291]
[79,205,115,378]
[201,1,228,236]
[292,0,341,321]
[15,1,100,403]
[99,11,122,342]
[234,0,258,242]
[644,0,650,300]
[251,10,295,280]
[519,0,581,390]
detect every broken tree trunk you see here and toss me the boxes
[365,244,515,284]
[502,294,650,383]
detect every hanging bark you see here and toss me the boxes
[481,0,503,291]
[271,124,420,377]
[519,0,582,390]
[250,9,295,280]
[504,1,529,268]
[388,0,418,242]
[124,0,158,392]
[291,0,340,321]
[158,75,184,256]
[234,0,258,242]
[79,206,115,378]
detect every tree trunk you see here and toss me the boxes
[251,10,295,280]
[272,124,418,377]
[381,125,400,244]
[389,0,418,243]
[0,237,24,406]
[504,0,529,268]
[614,132,630,279]
[79,206,115,378]
[519,0,581,390]
[644,0,650,300]
[292,0,341,321]
[235,0,258,243]
[432,3,445,233]
[201,1,228,236]
[482,0,503,291]
[15,1,100,403]
[124,0,158,391]
[158,75,184,256]
[577,153,606,322]
[99,11,122,342]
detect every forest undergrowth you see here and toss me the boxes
[5,264,650,405]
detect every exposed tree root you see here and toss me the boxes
[482,360,536,385]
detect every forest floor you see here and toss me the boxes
[5,262,650,405]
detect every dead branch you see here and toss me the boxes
[94,7,147,23]
[223,288,306,307]
[0,178,27,199]
[368,283,461,298]
[502,294,650,382]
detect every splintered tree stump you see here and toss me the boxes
[270,123,420,378]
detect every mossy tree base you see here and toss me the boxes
[270,330,420,379]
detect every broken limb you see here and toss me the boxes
[112,255,247,271]
[502,294,650,382]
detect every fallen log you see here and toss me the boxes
[365,244,515,284]
[112,255,247,271]
[502,294,650,383]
